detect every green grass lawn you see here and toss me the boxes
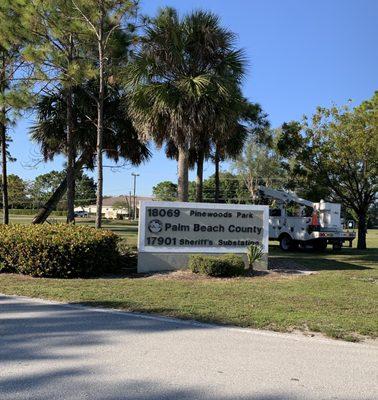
[0,215,376,341]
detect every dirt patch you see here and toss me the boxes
[143,270,228,281]
[138,267,316,282]
[268,257,305,270]
[268,257,319,275]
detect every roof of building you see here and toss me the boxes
[83,195,154,208]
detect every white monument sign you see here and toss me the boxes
[138,201,269,273]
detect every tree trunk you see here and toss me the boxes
[66,87,75,223]
[195,149,204,202]
[214,145,220,203]
[357,212,367,250]
[32,154,87,224]
[177,143,189,202]
[95,10,105,229]
[0,118,9,224]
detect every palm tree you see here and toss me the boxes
[125,8,246,201]
[30,81,150,224]
[159,95,267,203]
[213,126,247,203]
[212,101,269,202]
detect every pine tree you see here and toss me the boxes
[14,1,86,222]
[0,0,34,224]
[70,0,138,228]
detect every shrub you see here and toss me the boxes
[0,224,119,278]
[4,209,67,216]
[188,254,245,277]
[117,239,137,269]
[246,244,264,269]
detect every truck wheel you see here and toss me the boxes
[332,241,342,251]
[279,234,293,251]
[314,240,328,251]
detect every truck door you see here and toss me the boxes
[269,208,282,239]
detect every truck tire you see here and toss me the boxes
[279,234,293,251]
[332,240,342,251]
[314,240,328,251]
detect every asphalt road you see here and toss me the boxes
[0,294,377,400]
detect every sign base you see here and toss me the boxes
[138,252,268,273]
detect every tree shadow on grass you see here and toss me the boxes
[270,256,372,271]
[337,250,378,263]
[269,245,376,271]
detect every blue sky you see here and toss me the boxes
[8,0,378,196]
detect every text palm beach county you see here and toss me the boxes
[164,223,262,234]
[165,209,262,234]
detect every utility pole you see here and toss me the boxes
[128,191,132,220]
[131,173,139,220]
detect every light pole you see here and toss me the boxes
[131,173,139,220]
[128,191,132,220]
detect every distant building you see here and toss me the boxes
[74,195,154,219]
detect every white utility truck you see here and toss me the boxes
[259,187,356,251]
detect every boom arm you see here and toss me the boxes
[258,186,314,207]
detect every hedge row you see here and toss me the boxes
[0,224,119,278]
[188,254,245,277]
[0,209,67,216]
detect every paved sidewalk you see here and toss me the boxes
[0,294,377,400]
